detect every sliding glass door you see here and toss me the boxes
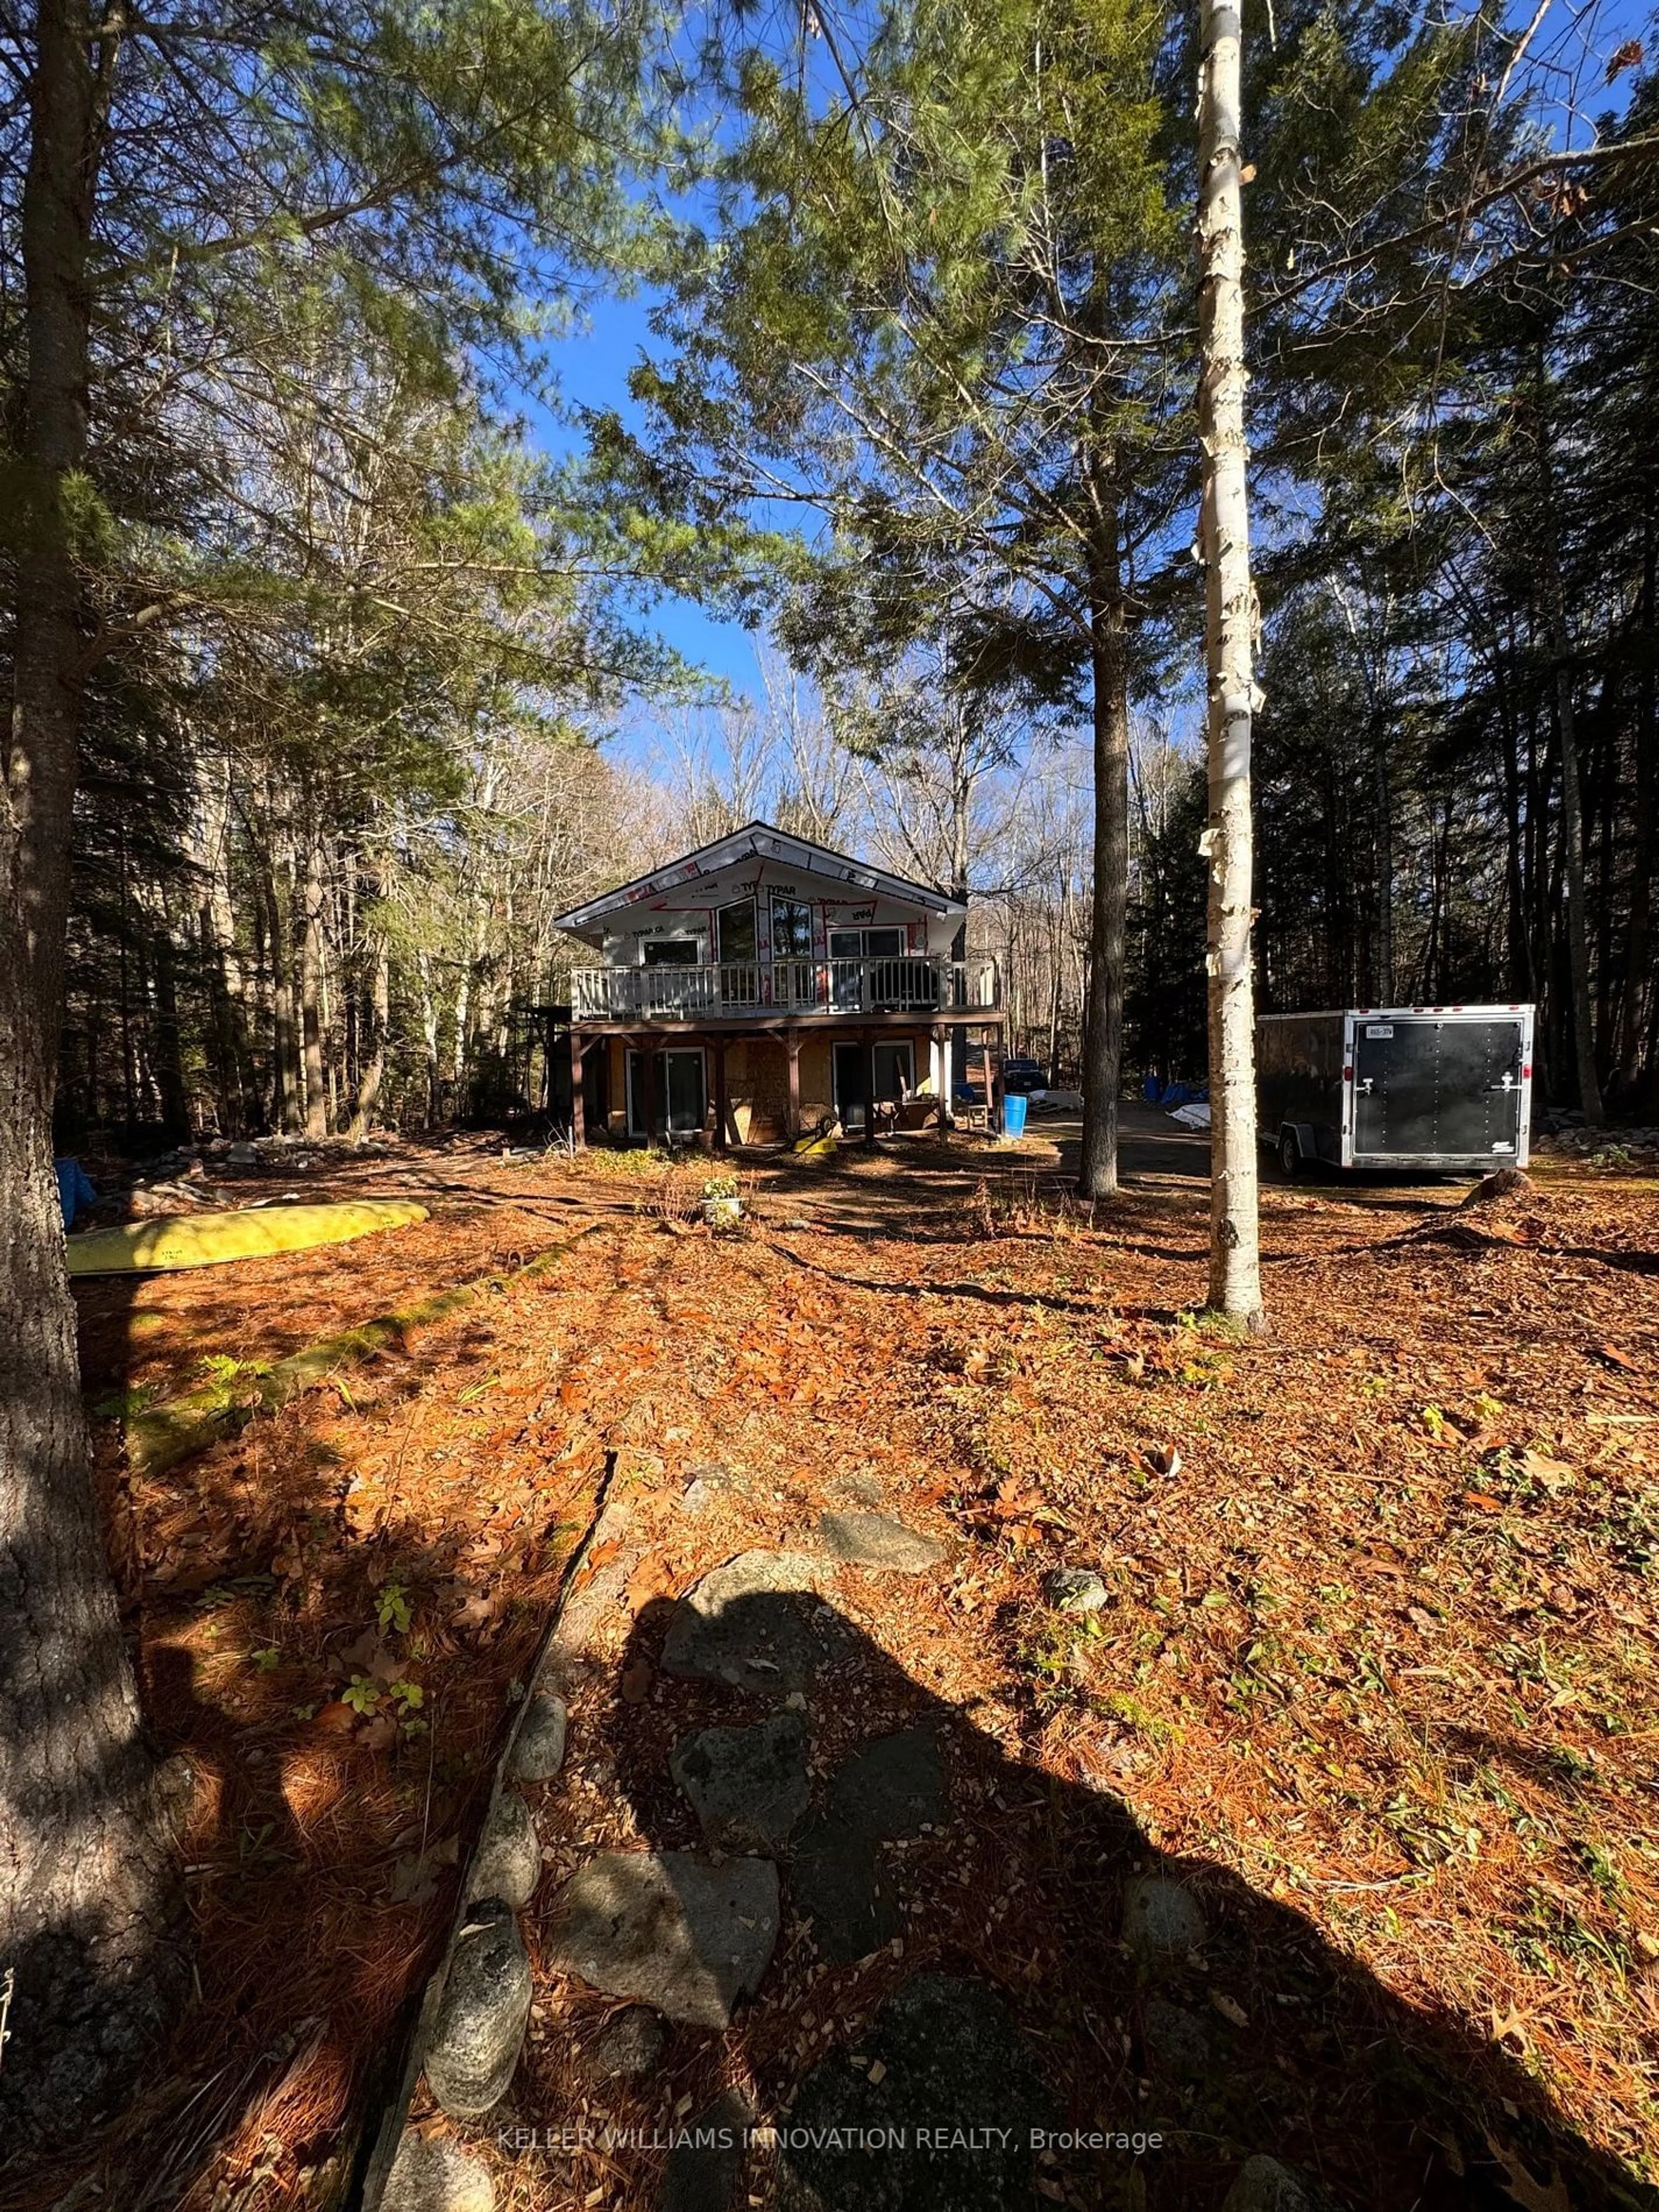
[626,1048,706,1138]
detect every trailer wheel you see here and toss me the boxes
[1278,1126,1302,1180]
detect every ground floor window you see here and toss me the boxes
[626,1046,706,1138]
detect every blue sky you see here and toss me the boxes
[529,0,1657,743]
[526,283,772,709]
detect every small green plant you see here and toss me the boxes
[1021,1613,1103,1709]
[1096,1690,1178,1744]
[341,1672,423,1723]
[198,1351,268,1385]
[249,1646,281,1673]
[1589,1144,1632,1170]
[90,1382,159,1421]
[702,1172,740,1201]
[375,1581,413,1634]
[1576,1839,1624,1901]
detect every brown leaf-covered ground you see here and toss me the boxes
[18,1115,1659,2211]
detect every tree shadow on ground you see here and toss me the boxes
[0,1252,609,2212]
[519,1588,1655,2212]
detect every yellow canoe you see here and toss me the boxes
[66,1199,429,1276]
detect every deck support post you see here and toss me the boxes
[714,1039,729,1153]
[785,1031,801,1139]
[864,1032,877,1147]
[569,1026,586,1148]
[641,1039,658,1146]
[990,1026,1005,1138]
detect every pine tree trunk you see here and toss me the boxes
[1196,0,1265,1330]
[1535,364,1604,1126]
[416,948,442,1126]
[1077,531,1128,1200]
[1046,875,1068,1084]
[1621,486,1654,1098]
[0,0,185,2148]
[264,832,301,1133]
[194,756,250,1132]
[300,830,328,1138]
[350,918,391,1141]
[145,880,188,1140]
[1372,728,1392,1004]
[1546,594,1603,1125]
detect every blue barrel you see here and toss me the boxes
[1002,1094,1029,1139]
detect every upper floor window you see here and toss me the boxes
[770,895,813,960]
[830,926,906,960]
[717,899,756,963]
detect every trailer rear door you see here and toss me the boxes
[1351,1015,1527,1162]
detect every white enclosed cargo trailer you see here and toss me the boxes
[1257,1005,1535,1177]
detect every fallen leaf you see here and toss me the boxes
[388,1834,460,1904]
[1482,2134,1569,2212]
[1210,1989,1249,2028]
[624,1553,675,1613]
[1519,1450,1574,1493]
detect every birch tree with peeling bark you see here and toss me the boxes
[1195,0,1264,1329]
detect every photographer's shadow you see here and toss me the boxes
[533,1583,1649,2212]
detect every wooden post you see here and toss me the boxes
[715,1039,729,1153]
[991,1027,1006,1138]
[569,1027,586,1148]
[864,1033,877,1147]
[641,1041,658,1145]
[785,1032,801,1138]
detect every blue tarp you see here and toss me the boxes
[1143,1077,1209,1109]
[56,1159,98,1229]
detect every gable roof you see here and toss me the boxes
[552,820,966,933]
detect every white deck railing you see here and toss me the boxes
[569,955,1000,1021]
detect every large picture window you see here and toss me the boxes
[770,894,813,959]
[717,899,756,963]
